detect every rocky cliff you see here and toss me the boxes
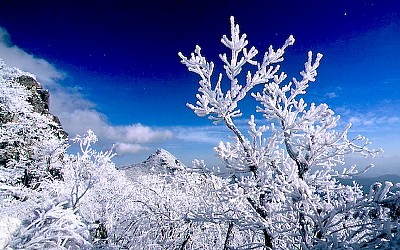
[16,75,67,139]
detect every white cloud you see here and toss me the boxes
[106,124,173,144]
[115,143,149,155]
[346,153,400,177]
[57,108,172,151]
[0,27,64,86]
[50,88,95,112]
[337,102,400,134]
[48,98,173,156]
[0,26,173,157]
[387,117,400,124]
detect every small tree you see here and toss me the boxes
[179,17,399,249]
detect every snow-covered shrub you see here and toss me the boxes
[115,169,227,249]
[10,202,90,249]
[180,16,399,249]
[1,129,119,249]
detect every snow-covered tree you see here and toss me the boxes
[179,16,399,249]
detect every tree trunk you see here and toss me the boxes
[263,228,273,249]
[223,222,234,250]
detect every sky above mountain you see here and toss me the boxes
[0,0,399,176]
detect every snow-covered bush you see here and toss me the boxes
[116,168,227,249]
[60,130,124,247]
[9,202,90,249]
[180,16,400,249]
[1,129,121,249]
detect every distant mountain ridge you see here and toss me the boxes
[339,174,400,193]
[121,149,400,195]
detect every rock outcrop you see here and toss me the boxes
[0,75,67,170]
[16,75,67,139]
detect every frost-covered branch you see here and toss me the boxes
[179,17,294,159]
[181,16,393,249]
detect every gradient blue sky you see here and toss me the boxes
[0,0,399,176]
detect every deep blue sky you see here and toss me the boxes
[0,0,400,175]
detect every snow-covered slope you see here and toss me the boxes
[121,149,185,178]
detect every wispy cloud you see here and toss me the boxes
[0,26,173,156]
[172,125,229,144]
[345,112,400,131]
[0,27,64,85]
[114,143,150,155]
[324,92,337,99]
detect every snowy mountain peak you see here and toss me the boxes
[143,148,185,172]
[121,148,185,176]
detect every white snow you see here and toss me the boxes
[0,217,21,249]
